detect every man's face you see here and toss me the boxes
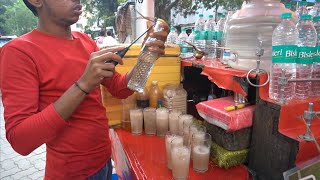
[41,0,82,26]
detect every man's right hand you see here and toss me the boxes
[77,46,125,93]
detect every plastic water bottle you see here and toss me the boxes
[309,0,320,18]
[312,16,320,97]
[177,28,189,58]
[216,14,226,58]
[205,15,217,59]
[296,1,308,20]
[187,29,196,57]
[270,12,298,101]
[166,27,178,44]
[127,19,168,92]
[296,14,317,99]
[221,11,234,64]
[195,14,205,31]
[194,30,202,53]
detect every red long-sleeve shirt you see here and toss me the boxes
[0,29,133,179]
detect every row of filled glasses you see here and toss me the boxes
[165,125,212,180]
[129,107,198,136]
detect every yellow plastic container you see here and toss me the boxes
[102,44,181,127]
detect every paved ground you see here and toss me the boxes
[0,99,46,180]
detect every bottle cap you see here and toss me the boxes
[182,28,187,32]
[314,16,320,22]
[281,12,292,19]
[209,15,213,18]
[199,14,204,17]
[170,27,175,31]
[220,14,226,18]
[151,80,158,85]
[285,4,291,9]
[301,14,312,20]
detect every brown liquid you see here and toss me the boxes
[122,120,131,132]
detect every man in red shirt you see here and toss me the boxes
[0,0,168,179]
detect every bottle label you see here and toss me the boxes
[297,46,315,64]
[200,31,208,40]
[207,31,215,40]
[216,31,223,41]
[272,45,297,63]
[180,47,189,53]
[314,46,320,63]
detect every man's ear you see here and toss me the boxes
[27,0,42,8]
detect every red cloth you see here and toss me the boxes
[0,29,133,179]
[181,59,255,96]
[196,97,255,131]
[113,129,250,180]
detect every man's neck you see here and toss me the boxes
[37,21,73,40]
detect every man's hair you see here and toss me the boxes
[99,30,106,36]
[23,0,38,16]
[106,31,112,36]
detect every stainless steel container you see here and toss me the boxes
[234,92,246,104]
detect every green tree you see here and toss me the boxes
[81,0,243,30]
[155,0,243,22]
[0,0,13,35]
[0,0,37,36]
[82,0,119,29]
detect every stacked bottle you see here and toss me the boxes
[309,0,320,18]
[296,1,308,20]
[187,29,196,57]
[270,12,298,101]
[215,14,226,58]
[312,16,320,97]
[296,14,317,99]
[166,27,178,44]
[205,15,217,59]
[194,14,206,55]
[195,14,205,31]
[177,28,189,58]
[221,11,234,64]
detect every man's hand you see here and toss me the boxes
[77,46,125,93]
[142,20,170,56]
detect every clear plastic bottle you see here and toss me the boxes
[149,80,161,108]
[216,14,226,58]
[309,0,320,18]
[270,12,298,101]
[177,28,189,58]
[221,11,234,64]
[296,1,308,20]
[195,14,205,31]
[296,14,316,99]
[127,19,168,92]
[187,29,196,57]
[193,30,202,53]
[312,16,320,97]
[166,27,178,44]
[205,15,217,59]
